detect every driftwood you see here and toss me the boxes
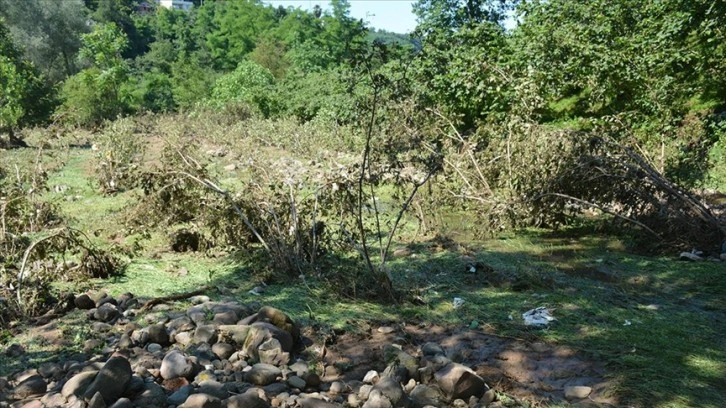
[139,285,214,312]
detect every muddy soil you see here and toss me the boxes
[317,323,617,407]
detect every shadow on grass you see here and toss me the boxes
[2,228,724,407]
[185,226,726,407]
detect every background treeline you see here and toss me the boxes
[1,0,725,248]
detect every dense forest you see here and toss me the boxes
[1,0,726,251]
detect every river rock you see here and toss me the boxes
[420,342,445,357]
[288,375,307,389]
[168,384,193,405]
[372,376,408,407]
[160,349,196,380]
[217,325,251,345]
[74,294,96,310]
[194,324,217,344]
[243,322,293,362]
[565,385,592,400]
[410,384,443,406]
[132,382,167,407]
[246,363,282,386]
[37,362,63,380]
[62,371,98,400]
[258,337,289,366]
[87,391,106,408]
[241,306,299,344]
[434,362,489,401]
[211,342,235,360]
[180,393,221,408]
[213,311,238,325]
[147,324,170,346]
[197,380,227,400]
[226,392,271,408]
[108,397,133,408]
[94,303,120,322]
[13,375,47,399]
[362,389,394,408]
[82,356,132,404]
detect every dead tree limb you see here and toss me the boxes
[139,285,214,313]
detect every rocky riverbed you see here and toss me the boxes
[0,291,615,407]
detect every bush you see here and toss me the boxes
[0,159,125,322]
[56,68,132,127]
[205,60,276,117]
[93,117,147,194]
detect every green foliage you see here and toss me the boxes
[93,117,147,194]
[126,70,176,113]
[0,0,89,83]
[0,19,56,132]
[198,0,276,70]
[275,69,354,123]
[249,36,289,79]
[206,60,276,117]
[412,21,512,128]
[170,53,217,111]
[56,23,131,126]
[0,56,26,131]
[92,0,148,59]
[367,29,419,49]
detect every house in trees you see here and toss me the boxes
[157,0,194,11]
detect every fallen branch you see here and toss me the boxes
[533,193,661,239]
[139,285,214,313]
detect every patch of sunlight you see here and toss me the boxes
[685,354,724,379]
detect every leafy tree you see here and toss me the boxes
[271,7,323,47]
[170,52,217,110]
[126,70,175,113]
[249,36,289,79]
[514,0,726,120]
[0,56,26,136]
[275,69,354,122]
[57,23,131,126]
[413,0,516,32]
[411,0,515,129]
[206,60,276,116]
[92,0,148,59]
[0,0,89,83]
[0,18,55,138]
[321,0,368,65]
[197,0,276,70]
[149,6,197,55]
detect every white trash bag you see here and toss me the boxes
[522,306,555,326]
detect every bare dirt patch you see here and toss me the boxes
[318,323,617,407]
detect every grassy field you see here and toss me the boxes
[1,122,725,408]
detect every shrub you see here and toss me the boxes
[93,117,147,194]
[205,60,276,117]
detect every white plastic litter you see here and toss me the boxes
[453,297,465,309]
[522,307,555,326]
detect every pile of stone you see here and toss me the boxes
[1,291,497,408]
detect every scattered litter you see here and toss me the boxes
[508,314,514,320]
[453,297,465,309]
[248,286,265,296]
[623,320,632,326]
[522,307,556,326]
[679,251,703,261]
